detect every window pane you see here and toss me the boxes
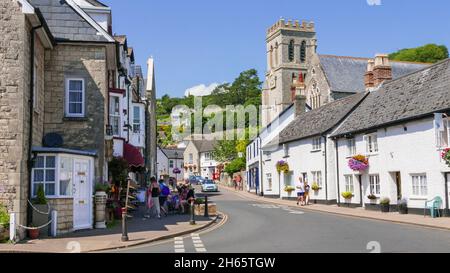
[45,170,55,182]
[46,156,55,168]
[69,91,82,103]
[69,103,82,114]
[60,157,73,196]
[34,169,44,182]
[69,80,82,91]
[60,179,72,196]
[35,156,44,168]
[45,183,55,196]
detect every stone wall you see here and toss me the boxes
[43,44,108,179]
[47,198,73,234]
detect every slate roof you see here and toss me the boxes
[319,55,430,93]
[162,148,184,159]
[189,138,218,153]
[29,0,112,43]
[265,92,368,147]
[332,58,450,138]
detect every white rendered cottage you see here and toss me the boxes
[331,58,450,215]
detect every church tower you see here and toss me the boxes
[261,19,317,127]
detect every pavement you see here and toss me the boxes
[113,186,450,253]
[219,185,450,231]
[0,204,218,253]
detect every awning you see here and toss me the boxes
[123,143,145,167]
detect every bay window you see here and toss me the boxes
[32,156,56,196]
[133,106,141,133]
[109,95,121,136]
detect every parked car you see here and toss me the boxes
[201,180,218,192]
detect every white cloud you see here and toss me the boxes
[184,83,220,97]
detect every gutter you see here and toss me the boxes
[445,172,449,217]
[27,23,44,226]
[334,139,341,205]
[323,135,328,201]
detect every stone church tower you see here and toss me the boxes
[261,19,317,127]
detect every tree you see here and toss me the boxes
[212,140,237,162]
[389,44,448,63]
[224,157,246,176]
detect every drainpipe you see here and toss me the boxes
[334,139,341,206]
[323,135,328,202]
[27,24,43,226]
[445,172,449,217]
[259,140,264,196]
[358,174,363,207]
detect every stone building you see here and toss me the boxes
[261,19,316,127]
[0,0,157,237]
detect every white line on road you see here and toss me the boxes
[174,237,185,253]
[191,234,207,253]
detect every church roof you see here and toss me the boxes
[29,0,114,43]
[265,91,368,147]
[318,55,430,93]
[332,58,450,138]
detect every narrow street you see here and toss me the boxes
[111,187,450,253]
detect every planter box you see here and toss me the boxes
[32,204,50,237]
[194,203,217,216]
[380,204,390,213]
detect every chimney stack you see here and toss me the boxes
[373,54,392,86]
[292,73,306,116]
[364,59,375,90]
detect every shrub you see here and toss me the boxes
[398,199,407,208]
[341,191,354,199]
[194,198,205,205]
[95,183,111,193]
[380,197,390,205]
[0,205,9,229]
[108,157,129,187]
[34,184,47,205]
[276,160,290,174]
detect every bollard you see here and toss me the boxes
[121,207,129,242]
[9,213,15,242]
[51,210,58,237]
[204,196,209,217]
[189,201,196,225]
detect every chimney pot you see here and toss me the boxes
[373,53,392,87]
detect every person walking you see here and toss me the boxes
[150,177,162,219]
[233,176,237,191]
[304,181,311,205]
[159,179,170,216]
[236,174,242,191]
[296,177,305,206]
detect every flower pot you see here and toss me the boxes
[28,228,40,240]
[398,206,408,214]
[380,204,390,213]
[95,191,107,229]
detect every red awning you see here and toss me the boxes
[123,143,145,167]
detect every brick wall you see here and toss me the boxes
[43,44,108,179]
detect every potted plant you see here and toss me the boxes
[31,184,49,238]
[348,155,369,172]
[380,197,390,213]
[341,191,354,206]
[0,205,10,242]
[441,148,450,167]
[28,225,40,240]
[311,182,321,192]
[94,182,110,229]
[284,185,296,197]
[398,199,408,214]
[367,194,377,201]
[276,160,290,174]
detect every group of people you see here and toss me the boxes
[296,177,311,206]
[145,177,195,219]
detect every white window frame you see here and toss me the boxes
[65,78,85,117]
[169,160,174,168]
[266,173,272,191]
[133,106,141,133]
[436,117,449,148]
[369,174,380,196]
[347,138,356,157]
[31,155,57,198]
[109,94,122,137]
[364,133,378,154]
[411,174,428,198]
[344,175,354,193]
[312,137,322,151]
[312,171,322,187]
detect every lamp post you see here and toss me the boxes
[175,151,178,183]
[121,178,130,242]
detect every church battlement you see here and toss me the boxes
[267,19,315,36]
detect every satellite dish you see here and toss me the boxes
[43,133,64,148]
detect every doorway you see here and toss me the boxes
[73,159,92,230]
[395,172,402,201]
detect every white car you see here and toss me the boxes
[201,180,218,192]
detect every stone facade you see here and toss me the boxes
[304,53,332,109]
[47,198,73,234]
[43,44,108,179]
[0,0,46,231]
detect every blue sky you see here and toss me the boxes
[104,0,450,98]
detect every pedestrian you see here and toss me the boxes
[304,181,311,205]
[296,177,305,206]
[233,176,237,191]
[150,177,162,219]
[159,179,170,216]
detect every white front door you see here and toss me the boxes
[73,159,92,230]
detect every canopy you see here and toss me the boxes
[123,143,145,168]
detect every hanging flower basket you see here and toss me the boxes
[276,160,290,174]
[173,167,181,174]
[284,185,296,193]
[348,154,369,171]
[441,148,450,167]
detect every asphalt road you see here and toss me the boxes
[112,186,450,253]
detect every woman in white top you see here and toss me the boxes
[296,177,305,206]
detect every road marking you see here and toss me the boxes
[191,234,207,253]
[251,204,305,215]
[173,237,185,253]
